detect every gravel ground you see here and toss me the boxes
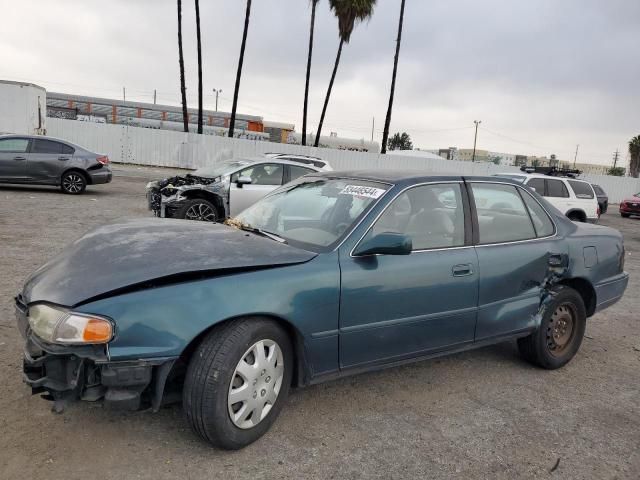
[1,166,638,479]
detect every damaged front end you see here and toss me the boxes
[146,173,229,219]
[16,295,178,413]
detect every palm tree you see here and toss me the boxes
[177,0,189,132]
[315,0,377,147]
[228,0,252,138]
[381,0,406,154]
[302,0,320,146]
[629,135,640,178]
[195,0,203,134]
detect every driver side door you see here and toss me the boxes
[229,163,285,216]
[338,182,479,368]
[0,137,31,182]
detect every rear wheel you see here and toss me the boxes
[567,212,585,222]
[517,286,586,369]
[60,171,87,194]
[178,198,219,222]
[183,318,293,449]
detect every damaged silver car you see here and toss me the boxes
[146,155,330,221]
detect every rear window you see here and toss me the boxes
[568,180,594,199]
[592,185,605,196]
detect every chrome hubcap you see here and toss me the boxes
[546,304,575,356]
[228,339,284,429]
[184,203,217,222]
[63,174,84,193]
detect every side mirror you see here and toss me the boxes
[353,232,412,257]
[236,176,252,188]
[529,186,537,192]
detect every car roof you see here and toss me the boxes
[0,133,86,150]
[239,156,324,171]
[309,169,524,186]
[494,172,590,183]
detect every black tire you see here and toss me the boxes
[60,171,87,194]
[621,213,631,218]
[183,318,293,449]
[176,198,219,222]
[567,212,585,222]
[517,285,586,369]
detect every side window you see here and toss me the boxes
[520,189,555,237]
[568,180,594,199]
[234,163,284,186]
[0,138,29,153]
[592,185,605,196]
[546,179,569,198]
[471,183,536,244]
[32,139,65,154]
[289,165,314,182]
[368,184,465,250]
[526,178,545,195]
[61,144,75,155]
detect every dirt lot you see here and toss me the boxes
[1,166,639,479]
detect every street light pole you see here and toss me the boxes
[472,120,481,162]
[213,88,222,111]
[573,144,579,168]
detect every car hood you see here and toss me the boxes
[622,197,640,203]
[22,218,316,307]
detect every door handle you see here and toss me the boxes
[58,156,70,161]
[13,156,26,161]
[452,264,474,277]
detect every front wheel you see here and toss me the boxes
[517,286,586,369]
[60,171,87,194]
[183,318,293,449]
[177,198,219,222]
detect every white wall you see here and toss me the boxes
[47,118,640,203]
[0,82,46,135]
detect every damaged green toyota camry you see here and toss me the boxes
[16,171,628,449]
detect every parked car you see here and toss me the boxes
[0,134,112,194]
[494,172,599,222]
[146,155,331,221]
[592,184,608,214]
[17,172,628,449]
[619,192,640,217]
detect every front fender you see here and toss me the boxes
[75,252,341,376]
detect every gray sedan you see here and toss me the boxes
[0,134,112,194]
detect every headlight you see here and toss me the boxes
[28,304,113,345]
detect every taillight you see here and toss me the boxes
[97,155,110,165]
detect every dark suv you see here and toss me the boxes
[0,134,112,194]
[591,184,608,214]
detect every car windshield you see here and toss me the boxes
[234,177,390,252]
[192,160,251,178]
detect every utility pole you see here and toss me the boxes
[123,87,126,102]
[153,89,157,104]
[613,149,619,168]
[573,144,579,168]
[213,88,222,111]
[472,120,481,162]
[371,117,375,143]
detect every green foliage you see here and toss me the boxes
[489,155,502,165]
[629,135,640,178]
[608,166,626,176]
[329,0,377,43]
[387,132,413,151]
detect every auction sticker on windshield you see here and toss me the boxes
[340,185,386,199]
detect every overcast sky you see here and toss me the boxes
[2,0,638,165]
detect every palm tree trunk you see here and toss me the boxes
[315,39,344,147]
[177,0,189,133]
[229,0,252,138]
[195,0,203,134]
[302,1,318,147]
[381,0,405,154]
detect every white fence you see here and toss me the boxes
[47,118,640,203]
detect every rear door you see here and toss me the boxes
[0,137,30,182]
[544,178,571,214]
[28,138,75,183]
[469,181,567,340]
[567,180,598,219]
[228,163,285,216]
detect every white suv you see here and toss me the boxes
[494,173,599,223]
